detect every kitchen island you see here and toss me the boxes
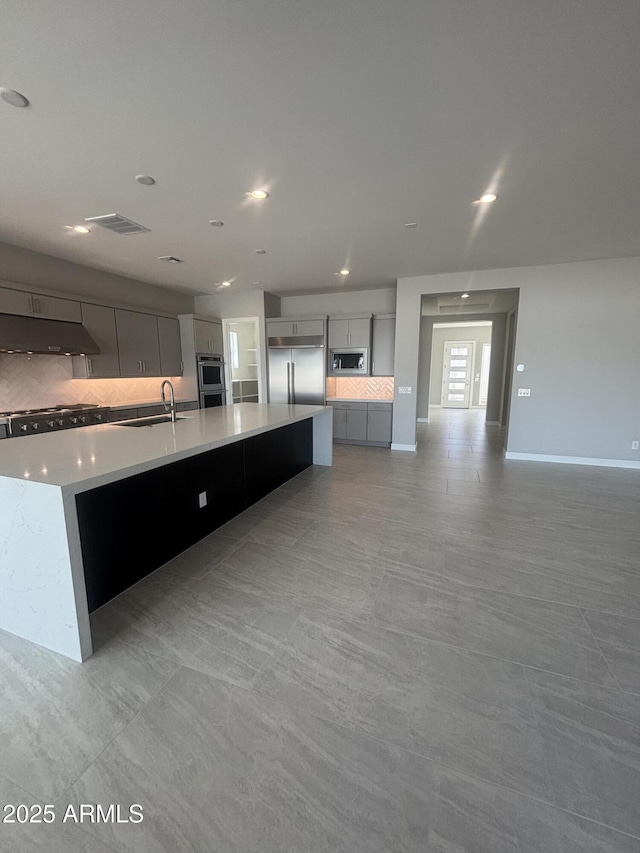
[0,403,332,661]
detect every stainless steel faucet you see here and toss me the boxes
[160,379,176,423]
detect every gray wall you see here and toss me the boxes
[393,257,640,461]
[279,287,396,316]
[0,240,194,315]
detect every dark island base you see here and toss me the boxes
[76,419,312,612]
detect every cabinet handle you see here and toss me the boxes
[372,361,375,373]
[36,297,41,314]
[28,296,34,314]
[138,360,143,373]
[88,358,93,375]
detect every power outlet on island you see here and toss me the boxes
[632,441,640,451]
[198,491,207,509]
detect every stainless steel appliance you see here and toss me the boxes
[200,390,225,408]
[197,354,224,391]
[329,348,369,375]
[268,335,325,405]
[196,352,226,408]
[0,403,110,437]
[0,313,100,356]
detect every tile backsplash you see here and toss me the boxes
[0,353,186,410]
[326,376,394,400]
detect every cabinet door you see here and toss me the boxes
[372,317,395,376]
[73,303,120,378]
[346,409,368,441]
[367,409,392,443]
[34,294,82,322]
[332,406,347,439]
[266,320,295,339]
[0,286,35,317]
[328,319,349,349]
[347,317,371,348]
[295,319,324,337]
[210,321,223,354]
[194,319,222,353]
[116,309,161,376]
[158,317,183,375]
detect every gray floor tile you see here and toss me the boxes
[528,670,640,837]
[0,630,162,801]
[65,666,426,853]
[582,610,640,651]
[255,615,554,799]
[371,571,616,685]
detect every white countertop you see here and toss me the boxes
[0,403,327,494]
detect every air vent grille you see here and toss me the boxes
[158,255,183,264]
[84,213,150,235]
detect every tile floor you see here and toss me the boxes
[1,409,639,851]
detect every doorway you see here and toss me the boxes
[429,321,493,413]
[222,317,263,404]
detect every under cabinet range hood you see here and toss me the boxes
[0,313,100,356]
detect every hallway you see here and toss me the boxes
[1,409,639,851]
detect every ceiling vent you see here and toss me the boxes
[158,255,183,264]
[84,213,150,235]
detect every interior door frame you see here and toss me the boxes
[222,317,263,404]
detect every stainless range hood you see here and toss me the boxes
[0,313,100,356]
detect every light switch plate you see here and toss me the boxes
[198,491,207,508]
[517,388,531,397]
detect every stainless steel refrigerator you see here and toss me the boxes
[268,336,325,405]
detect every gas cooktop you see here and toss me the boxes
[1,403,110,437]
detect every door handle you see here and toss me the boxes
[291,362,296,404]
[286,362,291,404]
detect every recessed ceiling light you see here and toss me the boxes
[246,189,269,200]
[209,220,224,227]
[403,222,418,228]
[0,87,29,108]
[472,193,498,205]
[220,280,231,287]
[461,293,470,299]
[135,174,156,186]
[255,249,266,254]
[339,269,350,276]
[72,225,90,234]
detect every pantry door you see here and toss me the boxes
[442,341,475,408]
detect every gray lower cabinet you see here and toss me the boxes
[116,309,161,376]
[157,316,183,375]
[329,401,392,446]
[72,303,120,378]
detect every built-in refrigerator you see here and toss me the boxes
[268,335,325,405]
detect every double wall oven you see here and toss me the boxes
[197,353,226,408]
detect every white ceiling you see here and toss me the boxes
[1,1,639,297]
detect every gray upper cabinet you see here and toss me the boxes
[115,309,161,376]
[0,285,81,322]
[157,316,183,376]
[266,319,325,339]
[371,316,396,376]
[72,303,120,378]
[328,316,371,349]
[194,318,223,354]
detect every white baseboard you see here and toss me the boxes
[391,442,418,452]
[505,452,640,470]
[486,420,501,426]
[417,417,429,423]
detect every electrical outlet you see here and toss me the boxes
[398,386,412,394]
[198,491,207,508]
[517,388,531,397]
[632,441,640,450]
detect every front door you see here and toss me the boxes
[442,340,475,408]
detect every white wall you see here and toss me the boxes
[0,241,194,315]
[394,257,640,463]
[279,287,396,317]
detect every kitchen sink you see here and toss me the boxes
[114,415,193,427]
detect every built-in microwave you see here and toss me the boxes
[197,354,225,391]
[330,348,369,376]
